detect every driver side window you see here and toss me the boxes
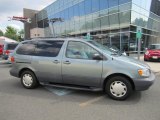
[66,41,99,60]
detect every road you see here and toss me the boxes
[0,63,160,120]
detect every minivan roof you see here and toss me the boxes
[24,37,85,42]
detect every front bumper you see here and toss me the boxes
[133,72,155,91]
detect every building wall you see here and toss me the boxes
[30,28,45,38]
[130,0,160,50]
[23,8,39,39]
[37,0,132,36]
[24,0,160,51]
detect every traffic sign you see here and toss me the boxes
[136,27,142,39]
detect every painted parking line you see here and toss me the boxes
[79,95,105,107]
[45,86,74,96]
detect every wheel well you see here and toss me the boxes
[19,68,35,77]
[103,73,135,91]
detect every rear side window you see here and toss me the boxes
[7,44,18,50]
[16,41,36,55]
[35,41,64,57]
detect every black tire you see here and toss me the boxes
[144,58,147,61]
[105,76,133,100]
[21,70,39,89]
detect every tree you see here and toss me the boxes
[5,26,19,41]
[18,29,24,41]
[0,29,3,36]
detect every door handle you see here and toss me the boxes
[53,60,60,64]
[63,61,71,64]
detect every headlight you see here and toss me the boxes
[138,69,151,77]
[145,51,149,55]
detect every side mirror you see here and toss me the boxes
[92,54,103,60]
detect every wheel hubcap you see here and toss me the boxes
[110,81,127,98]
[22,74,33,87]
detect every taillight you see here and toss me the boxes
[5,50,10,55]
[10,56,15,63]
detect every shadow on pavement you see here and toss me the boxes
[0,77,142,105]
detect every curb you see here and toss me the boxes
[155,72,160,75]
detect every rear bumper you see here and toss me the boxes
[10,68,19,78]
[2,55,8,60]
[133,72,155,91]
[144,55,160,61]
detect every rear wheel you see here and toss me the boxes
[21,70,39,89]
[105,76,133,100]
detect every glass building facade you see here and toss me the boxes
[35,0,160,52]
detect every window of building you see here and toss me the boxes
[101,16,110,29]
[109,13,120,28]
[119,2,131,12]
[74,4,79,17]
[37,20,44,28]
[35,41,64,57]
[119,0,131,5]
[93,18,101,30]
[119,11,131,26]
[64,8,69,20]
[86,19,93,31]
[92,0,100,13]
[85,0,92,14]
[100,0,108,10]
[16,41,37,55]
[131,11,140,26]
[108,0,119,8]
[66,41,99,60]
[109,6,119,14]
[79,1,85,16]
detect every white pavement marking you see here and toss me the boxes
[0,60,8,64]
[45,86,74,96]
[79,96,105,107]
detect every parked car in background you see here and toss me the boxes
[0,44,3,55]
[144,44,160,61]
[109,46,127,56]
[10,38,155,100]
[2,42,18,60]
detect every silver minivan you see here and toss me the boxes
[10,38,155,100]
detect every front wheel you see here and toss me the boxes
[105,76,133,100]
[21,70,39,89]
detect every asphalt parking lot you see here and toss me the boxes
[0,58,160,120]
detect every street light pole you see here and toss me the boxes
[49,18,64,37]
[136,27,142,60]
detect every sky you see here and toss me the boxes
[0,0,56,33]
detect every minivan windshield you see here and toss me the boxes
[7,44,18,50]
[149,44,160,50]
[87,40,121,55]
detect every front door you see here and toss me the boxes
[62,41,103,87]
